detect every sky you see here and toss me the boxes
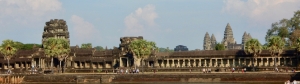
[0,0,300,50]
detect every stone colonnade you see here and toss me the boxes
[144,57,294,68]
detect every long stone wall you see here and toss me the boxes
[11,73,300,83]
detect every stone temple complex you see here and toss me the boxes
[0,20,297,73]
[203,23,252,50]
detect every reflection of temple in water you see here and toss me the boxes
[0,19,298,73]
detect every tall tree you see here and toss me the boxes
[128,39,158,67]
[215,43,225,50]
[267,36,285,70]
[56,38,70,73]
[265,19,290,42]
[244,39,262,71]
[44,37,70,73]
[290,10,300,30]
[81,43,92,49]
[0,39,18,73]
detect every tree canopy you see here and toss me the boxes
[128,39,158,59]
[265,10,300,47]
[244,39,262,57]
[267,36,285,57]
[43,38,70,58]
[215,43,225,50]
[94,46,104,51]
[81,43,92,49]
[0,39,18,59]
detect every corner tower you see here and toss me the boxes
[203,32,211,50]
[42,19,70,47]
[211,34,217,50]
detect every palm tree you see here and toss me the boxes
[128,39,157,68]
[244,39,262,71]
[0,39,18,73]
[267,36,285,70]
[44,37,70,73]
[56,38,70,73]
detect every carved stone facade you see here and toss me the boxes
[242,31,252,49]
[204,23,251,50]
[42,19,70,47]
[203,32,216,50]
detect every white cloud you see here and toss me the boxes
[71,15,99,43]
[223,0,300,25]
[124,4,158,36]
[0,0,62,26]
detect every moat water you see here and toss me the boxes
[23,82,283,84]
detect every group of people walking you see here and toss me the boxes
[117,68,139,74]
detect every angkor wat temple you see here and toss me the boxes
[203,23,252,50]
[0,19,298,73]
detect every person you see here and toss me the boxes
[244,68,246,73]
[242,69,244,73]
[125,69,128,74]
[275,68,278,72]
[203,68,206,73]
[208,68,211,73]
[120,69,123,74]
[232,68,235,73]
[136,68,139,73]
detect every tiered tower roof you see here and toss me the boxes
[222,23,235,44]
[203,32,211,50]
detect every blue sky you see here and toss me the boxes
[0,0,299,50]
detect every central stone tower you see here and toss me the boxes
[222,23,235,48]
[42,19,70,47]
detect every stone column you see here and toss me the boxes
[260,58,263,66]
[154,60,159,67]
[166,59,170,67]
[227,59,230,67]
[79,61,82,68]
[232,59,235,67]
[120,57,123,67]
[204,59,207,67]
[113,59,117,67]
[187,59,191,67]
[221,59,224,67]
[171,59,174,67]
[209,59,212,67]
[215,59,218,67]
[177,59,180,67]
[266,58,269,67]
[193,59,196,67]
[198,59,201,67]
[277,57,280,66]
[182,59,186,67]
[127,58,129,67]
